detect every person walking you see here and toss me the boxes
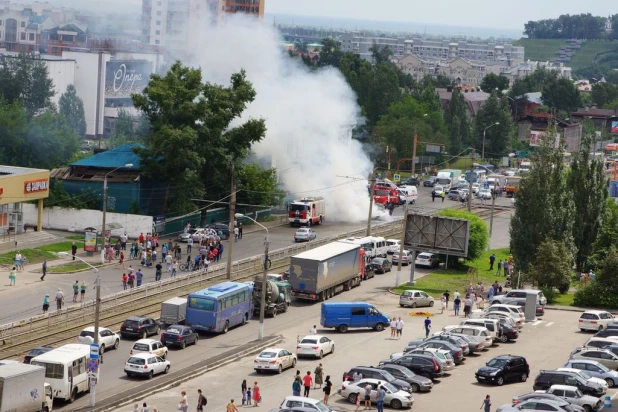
[489,254,496,270]
[119,251,125,269]
[396,317,404,339]
[238,222,243,239]
[71,242,77,260]
[496,259,503,276]
[196,389,207,412]
[314,363,324,389]
[480,395,491,412]
[424,316,432,338]
[42,294,50,314]
[431,190,436,202]
[454,295,461,316]
[165,253,172,272]
[122,273,128,290]
[376,385,386,412]
[322,375,332,405]
[80,281,87,302]
[440,295,446,314]
[136,268,144,287]
[241,380,248,405]
[179,390,189,412]
[303,371,313,397]
[363,382,372,410]
[55,288,64,310]
[310,325,317,335]
[128,271,135,288]
[292,377,302,396]
[443,290,450,308]
[441,191,445,202]
[252,381,260,407]
[172,259,178,277]
[73,280,79,302]
[234,226,239,242]
[390,318,397,339]
[8,266,16,286]
[187,237,193,254]
[40,260,47,281]
[464,295,473,318]
[226,399,238,412]
[155,262,162,281]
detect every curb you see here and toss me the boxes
[73,335,283,412]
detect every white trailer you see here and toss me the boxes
[0,363,53,412]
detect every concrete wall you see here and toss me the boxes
[46,59,76,107]
[22,204,152,239]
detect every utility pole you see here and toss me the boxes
[411,126,418,177]
[258,235,269,340]
[226,164,236,279]
[90,275,101,407]
[366,169,376,236]
[101,180,108,250]
[488,189,497,249]
[395,205,408,287]
[468,149,475,212]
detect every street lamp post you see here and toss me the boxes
[101,163,133,249]
[235,213,269,341]
[482,122,500,161]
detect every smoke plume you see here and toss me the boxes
[190,16,373,222]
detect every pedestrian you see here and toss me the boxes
[165,253,172,272]
[40,260,47,281]
[187,237,193,254]
[431,191,436,202]
[42,294,50,314]
[128,271,135,288]
[197,389,207,412]
[136,268,144,287]
[376,385,386,412]
[172,259,178,277]
[396,317,404,339]
[440,295,446,314]
[310,325,317,335]
[303,371,312,397]
[363,382,372,410]
[489,253,495,270]
[480,394,491,412]
[234,226,239,242]
[162,243,167,262]
[292,377,301,396]
[8,266,16,286]
[464,295,472,317]
[424,316,431,338]
[241,379,248,404]
[314,363,324,389]
[133,403,140,412]
[454,295,461,316]
[122,273,128,290]
[252,381,260,407]
[80,281,87,301]
[246,387,252,406]
[453,290,460,301]
[443,290,450,308]
[441,191,445,202]
[119,251,125,268]
[390,318,397,339]
[353,371,362,382]
[73,280,79,302]
[155,262,162,281]
[238,222,243,239]
[323,375,332,405]
[487,284,495,301]
[72,242,77,260]
[355,386,362,412]
[496,259,503,276]
[477,294,485,310]
[121,233,128,250]
[142,402,150,412]
[226,399,238,412]
[179,390,189,412]
[55,288,64,310]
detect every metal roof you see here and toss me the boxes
[70,144,144,170]
[293,242,359,261]
[0,165,48,178]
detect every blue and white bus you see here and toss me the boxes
[185,281,253,333]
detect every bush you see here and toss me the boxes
[540,287,557,304]
[574,282,618,308]
[558,282,570,294]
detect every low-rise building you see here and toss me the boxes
[502,60,572,86]
[435,86,490,118]
[0,165,50,234]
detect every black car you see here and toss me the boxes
[418,340,465,365]
[423,177,437,187]
[533,370,606,396]
[398,177,419,187]
[595,328,618,339]
[371,258,392,274]
[206,223,231,240]
[379,363,433,392]
[120,316,161,339]
[379,354,444,380]
[475,355,529,386]
[364,263,376,279]
[160,325,199,349]
[342,366,412,393]
[496,319,520,343]
[23,346,53,363]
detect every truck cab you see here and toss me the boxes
[320,302,389,333]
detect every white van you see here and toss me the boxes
[397,186,417,205]
[461,318,500,342]
[386,239,400,255]
[338,236,388,258]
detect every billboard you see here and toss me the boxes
[105,60,153,99]
[530,130,561,149]
[404,214,470,257]
[610,181,618,198]
[612,121,618,134]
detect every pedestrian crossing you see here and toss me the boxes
[529,320,555,327]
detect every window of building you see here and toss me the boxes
[21,21,25,27]
[155,40,160,45]
[52,47,58,53]
[0,20,3,25]
[156,20,161,25]
[29,33,34,41]
[20,32,26,40]
[155,30,160,35]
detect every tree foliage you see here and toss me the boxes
[527,238,573,290]
[594,247,618,294]
[480,73,510,93]
[591,200,618,265]
[58,84,86,138]
[237,163,285,207]
[436,208,488,261]
[107,108,138,149]
[524,14,607,39]
[591,82,618,107]
[541,77,581,112]
[473,92,514,157]
[443,88,471,154]
[132,61,266,213]
[44,180,98,209]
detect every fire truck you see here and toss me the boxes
[288,197,325,227]
[372,181,400,206]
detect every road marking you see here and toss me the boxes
[545,322,554,327]
[531,320,542,326]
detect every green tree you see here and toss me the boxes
[317,38,343,68]
[443,88,470,154]
[58,84,86,138]
[370,44,393,64]
[24,111,79,169]
[237,163,285,207]
[591,82,618,107]
[480,73,510,93]
[542,77,581,112]
[0,53,54,118]
[474,92,514,157]
[510,123,575,272]
[567,135,608,271]
[595,247,618,294]
[436,208,488,261]
[107,109,137,149]
[0,99,28,165]
[527,238,573,291]
[132,62,266,213]
[591,200,618,265]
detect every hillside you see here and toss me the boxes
[513,39,618,70]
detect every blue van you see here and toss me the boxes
[320,302,390,333]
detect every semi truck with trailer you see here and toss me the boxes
[0,363,53,412]
[436,169,462,192]
[288,242,363,301]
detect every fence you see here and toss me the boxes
[0,218,404,358]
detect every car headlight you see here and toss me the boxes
[489,372,498,376]
[475,369,480,374]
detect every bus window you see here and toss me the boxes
[189,297,215,311]
[33,362,64,379]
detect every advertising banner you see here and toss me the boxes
[84,231,97,252]
[105,60,153,99]
[612,121,618,134]
[530,130,560,149]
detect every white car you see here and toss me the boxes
[414,252,440,268]
[441,325,493,348]
[556,368,608,391]
[254,348,297,374]
[392,250,412,266]
[477,189,491,199]
[432,186,444,196]
[279,396,334,412]
[579,310,615,332]
[386,239,400,255]
[77,326,120,352]
[130,339,168,359]
[124,353,170,379]
[471,183,480,194]
[471,304,525,327]
[340,379,414,409]
[296,335,334,359]
[545,384,603,411]
[294,228,317,242]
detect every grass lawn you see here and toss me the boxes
[513,39,566,62]
[553,291,575,307]
[37,241,83,253]
[0,248,56,266]
[570,41,618,70]
[36,262,103,274]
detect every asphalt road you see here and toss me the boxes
[105,268,616,412]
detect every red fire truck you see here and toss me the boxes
[372,181,400,206]
[288,197,325,227]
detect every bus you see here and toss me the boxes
[30,343,90,403]
[185,281,253,333]
[465,169,487,183]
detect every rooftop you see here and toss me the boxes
[70,144,144,170]
[0,165,48,178]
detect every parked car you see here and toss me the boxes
[399,290,434,308]
[594,328,618,339]
[416,340,464,364]
[342,366,412,393]
[160,325,199,349]
[563,360,618,388]
[124,353,170,379]
[460,318,501,341]
[254,348,297,374]
[500,299,545,317]
[386,239,400,255]
[475,354,530,386]
[477,189,491,199]
[409,348,455,371]
[206,223,231,240]
[570,347,618,370]
[579,311,615,332]
[596,344,618,360]
[379,353,444,380]
[558,367,610,390]
[435,332,483,353]
[398,177,419,187]
[414,252,440,268]
[424,334,470,356]
[80,140,94,150]
[279,396,334,412]
[472,304,525,326]
[497,398,581,412]
[447,189,461,200]
[512,392,585,411]
[77,326,120,352]
[340,379,414,409]
[471,183,480,194]
[423,177,437,187]
[494,318,520,342]
[294,228,317,242]
[130,339,168,359]
[392,250,412,266]
[120,315,161,339]
[23,346,53,364]
[490,289,548,306]
[441,325,493,348]
[379,363,434,392]
[177,228,203,242]
[544,385,603,411]
[296,335,334,359]
[583,337,618,350]
[533,370,607,397]
[371,257,392,274]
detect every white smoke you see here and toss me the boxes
[189,16,373,222]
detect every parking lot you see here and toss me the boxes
[113,283,618,412]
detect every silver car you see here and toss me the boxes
[294,228,317,242]
[340,379,414,409]
[497,398,578,412]
[399,290,434,308]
